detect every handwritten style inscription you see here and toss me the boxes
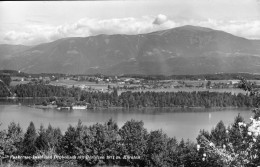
[9,155,141,160]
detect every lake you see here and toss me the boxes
[0,104,253,141]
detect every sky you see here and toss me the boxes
[0,0,260,45]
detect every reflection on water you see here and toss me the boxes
[0,99,253,141]
[0,98,48,105]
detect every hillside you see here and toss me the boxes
[1,25,260,75]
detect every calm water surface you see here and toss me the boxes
[0,104,253,141]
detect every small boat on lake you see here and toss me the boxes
[57,106,71,110]
[72,105,87,110]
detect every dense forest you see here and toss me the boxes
[7,83,256,108]
[13,84,82,98]
[0,70,66,78]
[0,114,259,167]
[0,74,12,97]
[0,82,11,97]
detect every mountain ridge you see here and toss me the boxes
[1,25,260,75]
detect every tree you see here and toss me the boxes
[7,122,23,155]
[0,74,11,86]
[35,125,49,153]
[46,125,62,153]
[210,121,227,147]
[228,114,245,152]
[23,122,37,156]
[59,125,77,156]
[164,137,179,166]
[145,130,169,166]
[103,119,120,157]
[118,119,148,166]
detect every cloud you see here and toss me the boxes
[1,16,166,45]
[153,14,168,25]
[1,15,260,45]
[3,31,30,42]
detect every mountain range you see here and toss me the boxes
[1,25,260,75]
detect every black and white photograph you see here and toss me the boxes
[1,0,260,166]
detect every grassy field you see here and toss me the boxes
[10,80,30,86]
[49,79,116,91]
[9,78,251,95]
[48,79,248,94]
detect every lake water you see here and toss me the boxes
[0,104,253,141]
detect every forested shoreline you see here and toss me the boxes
[2,83,254,108]
[0,72,258,108]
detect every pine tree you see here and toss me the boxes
[228,114,245,152]
[7,122,23,155]
[210,121,227,146]
[35,125,48,152]
[23,122,37,156]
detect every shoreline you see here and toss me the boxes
[25,104,252,111]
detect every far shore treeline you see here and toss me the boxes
[0,83,256,108]
[0,71,258,108]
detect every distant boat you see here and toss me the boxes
[72,105,87,110]
[57,106,71,110]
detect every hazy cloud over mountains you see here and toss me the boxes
[1,15,172,45]
[1,0,260,45]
